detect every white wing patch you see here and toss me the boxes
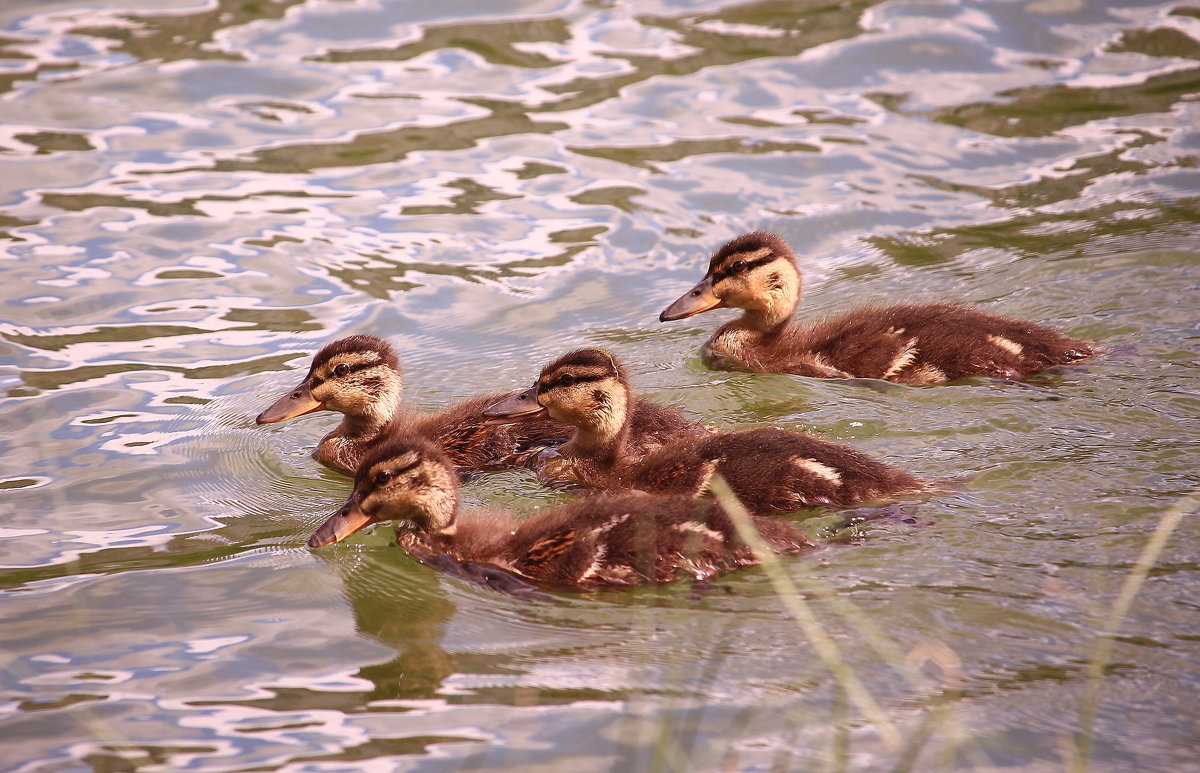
[579,543,609,582]
[882,337,920,379]
[790,457,843,485]
[674,521,725,542]
[592,513,631,537]
[987,334,1023,356]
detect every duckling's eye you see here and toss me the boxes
[558,373,576,387]
[731,259,748,273]
[334,363,350,377]
[375,470,392,486]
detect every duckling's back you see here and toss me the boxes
[401,393,571,470]
[469,493,812,587]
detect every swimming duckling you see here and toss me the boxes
[307,437,813,588]
[484,348,924,514]
[481,348,711,464]
[659,232,1093,383]
[256,335,568,474]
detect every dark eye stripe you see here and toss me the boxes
[537,373,610,394]
[395,460,421,474]
[311,360,379,386]
[335,361,378,377]
[372,458,420,486]
[712,255,776,283]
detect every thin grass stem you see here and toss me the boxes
[710,475,903,751]
[1069,492,1197,773]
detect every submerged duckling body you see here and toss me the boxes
[659,232,1093,383]
[307,438,813,588]
[256,335,567,474]
[484,348,924,514]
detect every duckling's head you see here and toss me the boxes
[484,348,630,448]
[659,232,801,330]
[256,334,403,430]
[308,437,460,547]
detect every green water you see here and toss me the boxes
[1,0,1198,770]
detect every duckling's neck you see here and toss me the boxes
[561,385,632,465]
[338,388,403,442]
[407,482,462,539]
[736,306,791,334]
[734,262,801,333]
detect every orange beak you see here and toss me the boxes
[659,275,724,321]
[481,385,549,425]
[256,380,323,424]
[308,493,378,547]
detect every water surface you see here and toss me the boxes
[1,0,1198,770]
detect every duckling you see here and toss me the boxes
[307,437,813,588]
[256,334,568,474]
[659,232,1093,383]
[484,348,924,514]
[482,347,711,465]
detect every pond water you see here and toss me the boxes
[1,0,1198,770]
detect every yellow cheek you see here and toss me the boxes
[543,388,578,410]
[721,288,748,308]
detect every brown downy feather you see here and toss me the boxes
[312,437,813,589]
[485,348,924,514]
[441,493,810,587]
[255,334,568,474]
[662,232,1093,383]
[383,392,565,473]
[596,427,925,513]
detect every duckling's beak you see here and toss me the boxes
[308,493,377,548]
[659,275,724,321]
[482,386,548,425]
[256,380,323,424]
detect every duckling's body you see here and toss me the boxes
[308,438,813,588]
[484,349,924,514]
[661,232,1093,383]
[256,335,567,474]
[652,427,924,513]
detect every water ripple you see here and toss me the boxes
[2,0,1199,770]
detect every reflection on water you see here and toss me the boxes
[2,0,1199,770]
